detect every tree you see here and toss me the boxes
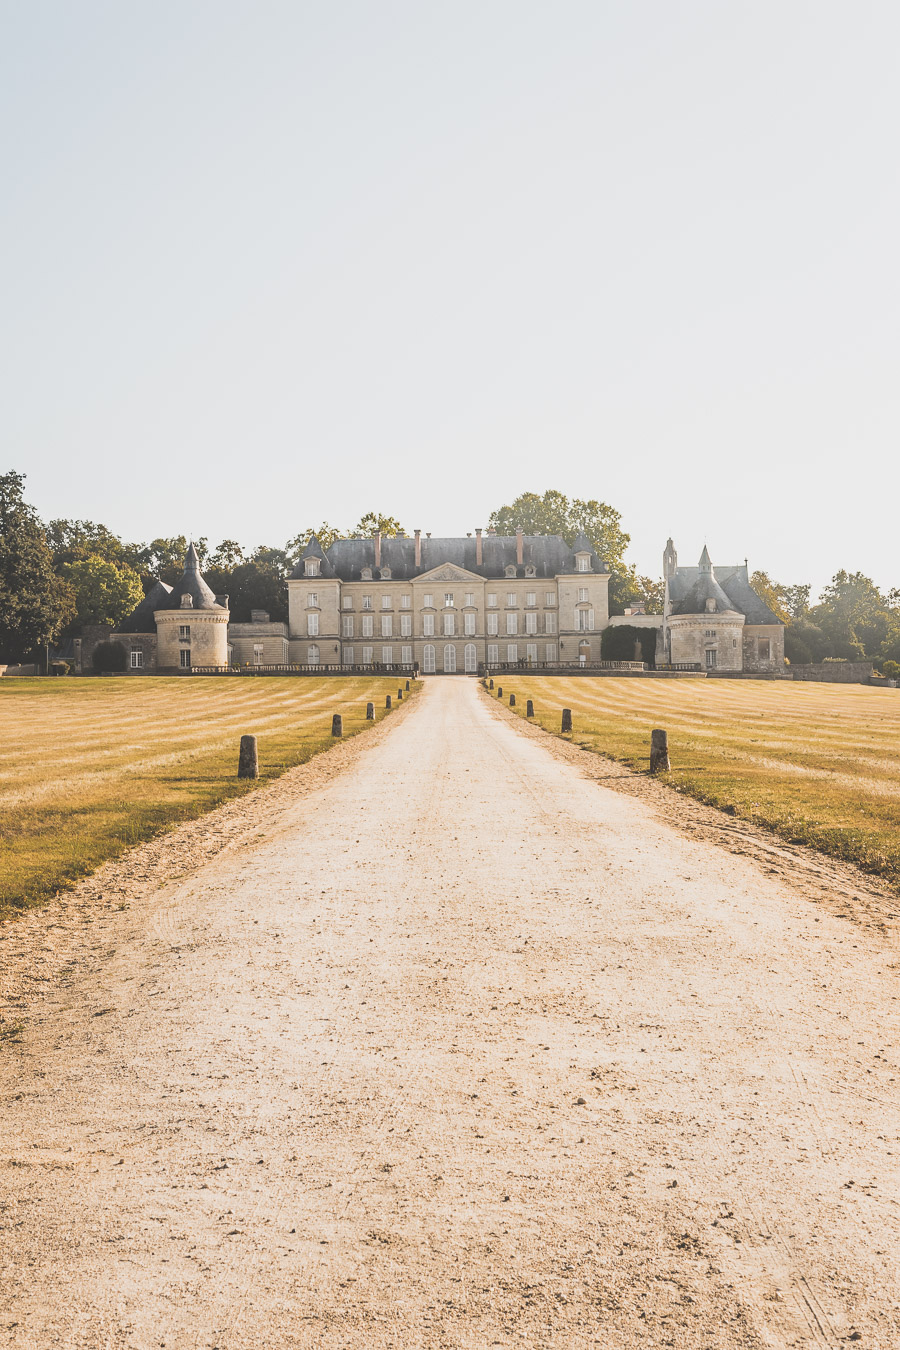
[46,518,141,570]
[749,571,793,625]
[92,640,128,673]
[135,536,207,586]
[286,524,346,558]
[811,571,892,659]
[352,512,406,538]
[0,472,73,662]
[208,539,247,571]
[600,624,657,665]
[60,555,144,628]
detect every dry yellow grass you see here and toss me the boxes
[490,675,900,889]
[0,675,417,916]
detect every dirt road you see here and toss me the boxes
[2,678,899,1349]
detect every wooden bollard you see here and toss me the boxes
[509,693,516,707]
[398,688,403,700]
[332,713,343,737]
[561,708,572,733]
[238,734,258,779]
[489,679,494,689]
[650,728,670,773]
[366,701,374,720]
[386,694,392,708]
[405,680,410,691]
[497,686,502,699]
[526,699,534,717]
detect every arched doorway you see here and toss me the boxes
[443,644,457,673]
[423,644,435,674]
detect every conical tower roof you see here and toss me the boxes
[157,544,226,612]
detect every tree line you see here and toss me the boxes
[1,473,897,670]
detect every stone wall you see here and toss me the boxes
[790,661,874,683]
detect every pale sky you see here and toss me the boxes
[3,1,899,596]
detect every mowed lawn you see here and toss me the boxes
[491,676,900,891]
[0,676,416,917]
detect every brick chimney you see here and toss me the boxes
[414,529,421,568]
[516,526,524,565]
[475,528,483,566]
[374,531,382,569]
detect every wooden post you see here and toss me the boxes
[489,679,494,689]
[526,699,534,717]
[497,686,502,699]
[398,688,403,700]
[650,728,670,773]
[238,735,258,778]
[366,701,374,719]
[509,693,516,707]
[405,680,410,690]
[561,708,572,733]
[386,694,392,708]
[332,713,343,737]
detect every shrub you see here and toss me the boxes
[49,661,70,676]
[882,660,900,681]
[601,624,657,665]
[92,640,127,673]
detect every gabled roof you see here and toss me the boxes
[667,557,782,624]
[294,534,611,582]
[116,578,173,632]
[288,534,336,579]
[155,544,228,613]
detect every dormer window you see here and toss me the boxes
[525,565,536,577]
[576,556,590,572]
[706,598,716,612]
[180,593,193,608]
[381,566,391,579]
[305,558,319,577]
[361,567,372,581]
[505,565,516,578]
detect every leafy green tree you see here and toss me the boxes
[750,571,793,625]
[352,512,406,538]
[208,539,246,570]
[811,571,891,658]
[46,518,141,570]
[60,555,144,628]
[0,472,73,662]
[135,536,207,586]
[286,524,346,558]
[92,640,128,673]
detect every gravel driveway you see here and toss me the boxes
[2,677,898,1348]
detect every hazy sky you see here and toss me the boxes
[3,1,898,595]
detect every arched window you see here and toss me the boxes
[464,643,477,673]
[307,644,320,665]
[423,644,435,673]
[443,644,457,673]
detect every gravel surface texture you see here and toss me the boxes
[1,677,899,1349]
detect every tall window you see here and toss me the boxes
[487,613,498,636]
[381,615,392,637]
[381,595,391,609]
[526,644,537,664]
[400,613,412,637]
[423,644,435,673]
[444,593,454,607]
[344,646,354,664]
[342,616,354,637]
[362,615,374,638]
[179,624,190,640]
[486,593,497,608]
[362,594,372,609]
[362,646,373,664]
[423,593,434,608]
[464,613,476,636]
[307,644,320,665]
[706,649,717,668]
[423,614,434,636]
[464,643,477,673]
[758,638,771,660]
[526,592,536,607]
[307,614,319,636]
[179,650,191,669]
[382,646,393,664]
[545,643,557,662]
[130,649,144,669]
[342,595,353,609]
[253,644,264,665]
[578,588,588,602]
[443,614,455,636]
[464,592,474,607]
[577,610,594,631]
[506,592,516,606]
[307,592,318,607]
[545,592,556,607]
[525,613,537,634]
[506,644,518,662]
[506,613,517,635]
[487,644,499,664]
[401,594,411,609]
[401,645,412,665]
[443,644,456,672]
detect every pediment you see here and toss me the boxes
[415,562,483,583]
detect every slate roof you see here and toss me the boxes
[288,534,336,579]
[155,544,228,612]
[116,579,173,633]
[290,534,610,582]
[667,560,782,623]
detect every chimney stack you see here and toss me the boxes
[414,529,421,568]
[374,531,382,569]
[516,526,524,565]
[475,527,483,566]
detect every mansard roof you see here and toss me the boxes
[668,559,782,624]
[156,544,228,612]
[294,534,610,582]
[116,578,172,633]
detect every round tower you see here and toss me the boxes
[154,543,230,672]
